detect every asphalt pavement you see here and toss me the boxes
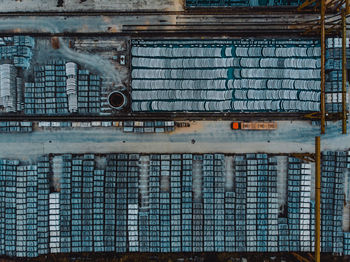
[0,120,348,160]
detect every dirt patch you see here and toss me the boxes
[102,16,112,23]
[171,121,204,135]
[107,25,120,33]
[166,0,185,11]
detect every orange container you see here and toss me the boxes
[232,122,240,130]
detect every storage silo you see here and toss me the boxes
[108,89,128,110]
[65,62,78,113]
[65,62,77,77]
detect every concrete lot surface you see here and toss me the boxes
[0,0,184,12]
[0,120,347,160]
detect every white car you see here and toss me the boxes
[120,55,126,65]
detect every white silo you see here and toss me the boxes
[68,93,78,113]
[0,64,17,112]
[65,62,78,113]
[65,62,77,77]
[108,87,128,110]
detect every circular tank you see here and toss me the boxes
[108,91,127,110]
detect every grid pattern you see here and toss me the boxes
[185,0,301,7]
[37,156,50,255]
[0,36,34,69]
[131,39,321,113]
[287,157,313,252]
[321,151,346,253]
[325,38,349,113]
[77,70,101,114]
[0,121,32,133]
[0,152,349,257]
[24,61,101,115]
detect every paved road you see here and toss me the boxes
[0,0,183,12]
[0,121,348,159]
[0,14,319,35]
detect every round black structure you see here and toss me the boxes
[108,91,127,110]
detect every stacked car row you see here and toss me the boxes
[23,60,101,115]
[131,40,321,113]
[0,36,34,69]
[132,47,223,58]
[321,151,347,253]
[132,100,320,112]
[132,79,227,90]
[0,121,32,133]
[123,121,175,133]
[132,45,320,58]
[132,79,321,91]
[344,233,350,255]
[234,89,299,100]
[132,69,229,79]
[131,101,230,112]
[132,57,320,69]
[1,152,350,257]
[325,38,346,113]
[186,0,301,7]
[287,158,314,252]
[132,90,233,101]
[77,71,101,115]
[132,57,238,68]
[239,68,320,79]
[24,61,68,115]
[235,47,320,58]
[234,154,279,252]
[0,158,50,258]
[232,100,319,111]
